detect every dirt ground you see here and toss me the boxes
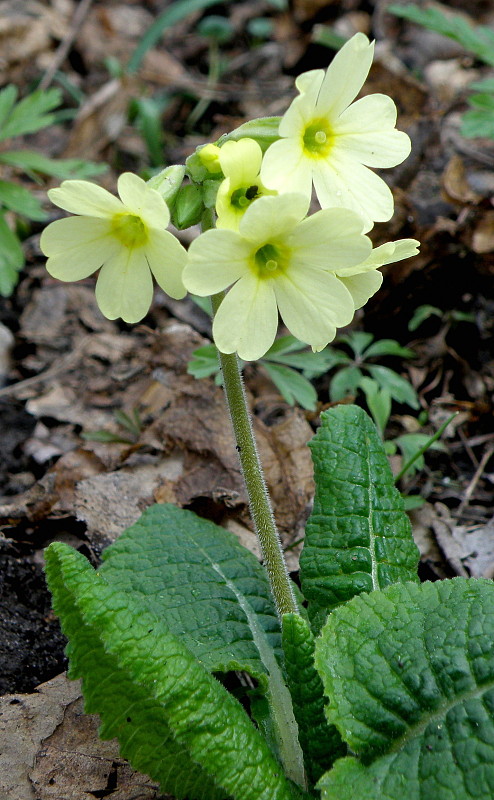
[1,0,494,797]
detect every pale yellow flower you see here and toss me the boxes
[335,238,420,310]
[215,138,276,230]
[260,33,411,229]
[40,173,187,323]
[183,193,372,361]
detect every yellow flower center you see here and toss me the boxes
[253,243,288,278]
[302,118,333,158]
[110,213,148,248]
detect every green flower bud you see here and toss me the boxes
[172,184,204,229]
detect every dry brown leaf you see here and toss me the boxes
[0,672,160,800]
[0,0,52,76]
[429,502,494,578]
[472,210,494,254]
[442,154,483,205]
[409,502,450,578]
[74,454,185,547]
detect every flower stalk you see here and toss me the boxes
[211,291,298,618]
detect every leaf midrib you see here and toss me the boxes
[386,675,494,755]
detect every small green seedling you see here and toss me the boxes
[0,85,104,296]
[388,3,494,139]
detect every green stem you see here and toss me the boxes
[211,292,298,618]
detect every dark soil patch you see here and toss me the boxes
[0,541,67,694]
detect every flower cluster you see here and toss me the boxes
[41,33,419,359]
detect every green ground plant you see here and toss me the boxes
[388,3,494,138]
[0,85,104,296]
[46,404,494,800]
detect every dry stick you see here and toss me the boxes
[0,336,92,398]
[39,0,95,90]
[456,443,494,519]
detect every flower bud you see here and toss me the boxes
[172,184,204,229]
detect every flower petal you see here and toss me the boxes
[294,69,324,100]
[260,138,312,198]
[215,177,244,231]
[334,239,420,276]
[332,95,411,167]
[218,138,262,184]
[48,181,123,218]
[337,270,383,309]
[289,208,371,270]
[95,249,154,323]
[42,217,119,280]
[312,157,394,226]
[117,173,171,229]
[212,274,278,361]
[239,193,309,243]
[40,216,112,255]
[275,266,354,346]
[117,173,148,209]
[316,33,374,118]
[144,229,187,299]
[183,229,251,295]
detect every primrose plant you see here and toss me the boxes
[41,34,494,800]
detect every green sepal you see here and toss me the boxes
[315,578,494,800]
[45,542,304,800]
[282,614,345,786]
[299,405,419,632]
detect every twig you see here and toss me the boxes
[0,336,92,398]
[39,0,95,90]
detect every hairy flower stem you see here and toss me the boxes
[211,292,299,618]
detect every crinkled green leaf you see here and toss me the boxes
[98,504,282,688]
[98,504,306,787]
[315,578,494,800]
[299,406,419,631]
[282,614,344,786]
[45,542,304,800]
